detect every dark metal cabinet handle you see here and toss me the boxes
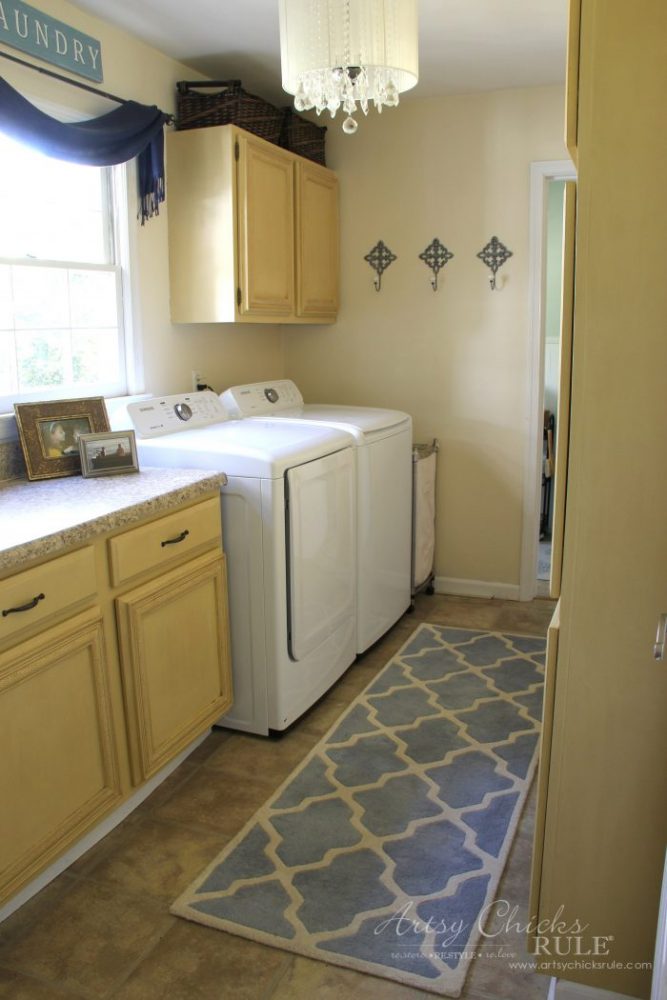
[2,593,46,617]
[160,529,190,548]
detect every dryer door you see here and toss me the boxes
[286,448,356,661]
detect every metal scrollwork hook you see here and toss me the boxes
[364,241,397,292]
[477,236,513,291]
[419,238,454,292]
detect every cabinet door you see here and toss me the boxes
[237,135,295,317]
[296,160,339,318]
[0,609,122,904]
[536,2,667,994]
[565,0,581,165]
[116,550,233,783]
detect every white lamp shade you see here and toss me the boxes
[279,0,419,97]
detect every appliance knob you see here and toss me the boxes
[174,402,193,421]
[265,388,279,404]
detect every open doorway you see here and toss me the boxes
[520,160,576,602]
[537,179,566,593]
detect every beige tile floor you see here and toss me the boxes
[0,594,555,1000]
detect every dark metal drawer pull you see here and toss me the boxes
[161,529,190,548]
[2,593,45,617]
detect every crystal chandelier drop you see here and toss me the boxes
[278,0,419,134]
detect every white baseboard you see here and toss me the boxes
[0,728,210,924]
[551,977,637,1000]
[434,576,521,601]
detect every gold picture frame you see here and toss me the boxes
[14,397,111,481]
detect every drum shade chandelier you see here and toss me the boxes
[278,0,419,133]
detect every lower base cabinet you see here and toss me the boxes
[0,608,122,903]
[116,550,233,783]
[0,492,232,908]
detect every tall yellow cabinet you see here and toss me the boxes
[531,2,667,996]
[166,126,339,324]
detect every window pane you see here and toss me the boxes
[69,270,118,328]
[0,330,17,397]
[16,330,67,391]
[0,133,108,264]
[11,266,70,329]
[71,329,121,386]
[0,267,12,328]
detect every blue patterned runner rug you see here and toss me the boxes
[171,624,546,997]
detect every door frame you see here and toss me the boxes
[519,159,576,601]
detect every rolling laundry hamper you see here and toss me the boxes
[412,439,439,596]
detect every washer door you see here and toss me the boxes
[286,448,356,661]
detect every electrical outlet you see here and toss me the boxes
[191,370,204,392]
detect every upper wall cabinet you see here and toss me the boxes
[166,126,339,324]
[296,159,340,318]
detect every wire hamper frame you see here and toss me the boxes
[412,439,439,597]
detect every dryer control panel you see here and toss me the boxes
[221,380,304,417]
[127,392,228,437]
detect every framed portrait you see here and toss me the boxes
[78,430,140,479]
[14,397,110,481]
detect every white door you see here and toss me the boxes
[286,448,356,661]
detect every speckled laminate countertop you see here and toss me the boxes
[0,468,226,572]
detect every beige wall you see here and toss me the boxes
[1,0,285,401]
[284,86,567,592]
[4,10,567,591]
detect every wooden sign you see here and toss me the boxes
[0,0,103,82]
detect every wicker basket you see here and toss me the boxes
[175,80,284,145]
[280,108,327,166]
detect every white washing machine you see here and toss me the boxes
[221,380,413,653]
[115,391,357,735]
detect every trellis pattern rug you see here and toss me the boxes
[172,624,546,997]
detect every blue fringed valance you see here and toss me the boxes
[0,76,170,223]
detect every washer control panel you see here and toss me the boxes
[127,391,228,437]
[221,380,304,417]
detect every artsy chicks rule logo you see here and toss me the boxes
[479,899,613,957]
[374,902,468,947]
[372,898,614,960]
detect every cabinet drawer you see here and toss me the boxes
[108,496,222,587]
[0,547,96,644]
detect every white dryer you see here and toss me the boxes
[221,380,413,653]
[115,392,357,735]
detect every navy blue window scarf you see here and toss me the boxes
[0,76,170,223]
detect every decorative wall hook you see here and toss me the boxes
[419,238,454,291]
[476,236,513,290]
[364,241,397,291]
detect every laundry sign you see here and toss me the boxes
[0,0,103,82]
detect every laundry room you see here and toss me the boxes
[2,2,666,1000]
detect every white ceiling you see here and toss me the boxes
[70,0,567,106]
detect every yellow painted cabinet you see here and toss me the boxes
[237,134,295,317]
[0,493,232,908]
[565,0,581,165]
[0,608,122,903]
[116,549,233,784]
[531,2,667,996]
[296,159,339,319]
[166,125,338,324]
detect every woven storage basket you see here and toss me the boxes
[280,108,327,166]
[175,80,284,145]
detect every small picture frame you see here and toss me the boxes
[78,430,140,478]
[14,397,110,481]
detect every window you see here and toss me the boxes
[0,131,128,412]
